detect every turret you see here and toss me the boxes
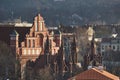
[44,35,50,65]
[91,34,96,60]
[71,34,77,64]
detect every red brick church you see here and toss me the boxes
[9,14,77,79]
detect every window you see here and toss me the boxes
[28,40,31,47]
[112,45,115,50]
[102,45,104,50]
[117,45,119,51]
[33,40,35,47]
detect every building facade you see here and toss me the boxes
[100,27,120,54]
[100,37,120,54]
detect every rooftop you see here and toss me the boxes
[68,68,120,80]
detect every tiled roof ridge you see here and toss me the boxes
[92,68,119,80]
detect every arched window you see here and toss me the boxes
[113,45,115,50]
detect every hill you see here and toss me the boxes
[0,0,120,26]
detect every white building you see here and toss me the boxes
[100,27,120,54]
[100,37,120,54]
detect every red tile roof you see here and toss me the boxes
[68,68,119,80]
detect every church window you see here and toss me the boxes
[39,34,43,46]
[33,40,35,47]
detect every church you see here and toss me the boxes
[9,14,78,79]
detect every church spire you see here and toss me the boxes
[91,33,96,56]
[57,39,68,76]
[44,35,50,53]
[71,34,77,64]
[84,33,103,70]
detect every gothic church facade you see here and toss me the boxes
[9,14,77,79]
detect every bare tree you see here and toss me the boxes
[0,41,16,80]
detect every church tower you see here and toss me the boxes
[9,30,19,53]
[71,34,77,64]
